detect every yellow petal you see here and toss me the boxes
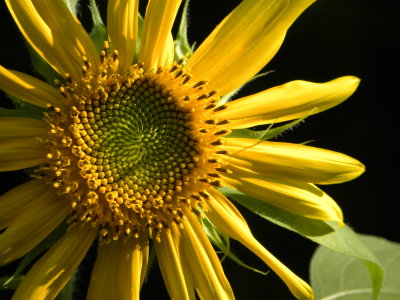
[0,180,47,229]
[180,208,235,299]
[139,0,181,71]
[88,235,149,300]
[107,0,138,74]
[223,138,365,184]
[155,224,196,300]
[0,66,61,107]
[186,0,316,95]
[12,224,97,300]
[0,189,68,266]
[0,117,47,139]
[157,33,175,68]
[215,76,361,128]
[205,189,313,300]
[5,0,98,79]
[222,166,344,223]
[0,139,47,171]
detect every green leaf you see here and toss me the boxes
[89,0,108,53]
[218,186,383,298]
[200,217,268,275]
[311,235,399,300]
[174,0,192,60]
[218,186,334,237]
[310,225,384,300]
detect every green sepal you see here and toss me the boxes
[26,42,63,84]
[200,217,268,275]
[218,186,383,299]
[174,0,192,61]
[63,0,79,16]
[0,275,23,290]
[1,222,67,290]
[219,70,274,105]
[89,0,108,53]
[143,243,157,284]
[134,14,144,63]
[0,107,43,120]
[55,278,73,300]
[311,235,399,300]
[226,114,308,141]
[0,95,45,120]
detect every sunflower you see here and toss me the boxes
[0,0,364,299]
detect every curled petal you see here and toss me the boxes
[180,208,235,299]
[223,138,365,184]
[205,188,313,300]
[222,166,344,223]
[215,76,360,128]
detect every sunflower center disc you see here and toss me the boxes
[85,74,199,203]
[39,60,225,241]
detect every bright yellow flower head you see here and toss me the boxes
[0,0,364,299]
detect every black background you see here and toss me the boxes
[1,0,399,299]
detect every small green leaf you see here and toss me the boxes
[311,235,399,300]
[9,95,45,112]
[225,124,274,140]
[55,278,73,300]
[201,217,268,275]
[174,0,192,60]
[218,186,383,298]
[143,244,157,284]
[134,14,144,63]
[89,0,108,53]
[226,109,313,141]
[200,217,230,262]
[1,275,23,290]
[63,0,79,16]
[219,71,274,105]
